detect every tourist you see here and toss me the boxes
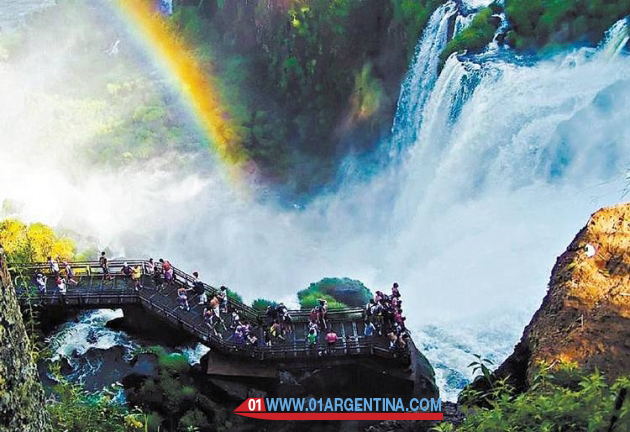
[317,298,328,329]
[218,286,228,313]
[121,262,133,278]
[145,258,155,275]
[160,258,173,284]
[56,277,67,302]
[132,264,143,291]
[270,320,284,341]
[36,273,47,294]
[246,332,258,347]
[365,298,375,322]
[233,326,244,345]
[231,310,241,330]
[387,331,398,350]
[153,266,164,291]
[192,272,207,305]
[264,329,272,347]
[64,262,78,286]
[99,252,111,280]
[177,286,190,311]
[392,282,400,298]
[325,328,338,354]
[308,327,317,349]
[48,256,60,277]
[364,321,375,338]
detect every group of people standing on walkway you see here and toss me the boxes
[364,282,410,354]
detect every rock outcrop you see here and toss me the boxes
[0,250,51,431]
[488,203,630,392]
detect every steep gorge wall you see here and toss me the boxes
[0,251,51,432]
[487,203,630,393]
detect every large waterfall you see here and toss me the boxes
[1,2,629,401]
[388,11,630,397]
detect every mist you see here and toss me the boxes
[1,2,629,399]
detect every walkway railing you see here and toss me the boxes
[12,260,407,364]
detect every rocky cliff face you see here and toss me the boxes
[0,252,51,432]
[489,203,630,392]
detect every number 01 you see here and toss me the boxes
[248,398,261,411]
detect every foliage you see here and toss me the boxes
[158,352,190,376]
[0,218,76,263]
[469,354,495,386]
[298,292,348,310]
[458,362,630,431]
[125,347,220,431]
[46,363,146,432]
[226,289,243,305]
[439,6,501,64]
[251,298,278,311]
[297,277,372,308]
[178,408,211,431]
[505,0,630,51]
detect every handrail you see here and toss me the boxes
[13,260,365,320]
[12,260,409,363]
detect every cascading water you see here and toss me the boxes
[600,17,630,59]
[389,12,630,398]
[390,2,458,156]
[2,2,630,401]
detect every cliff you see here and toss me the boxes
[0,251,51,431]
[488,203,630,393]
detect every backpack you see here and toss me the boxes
[193,281,204,295]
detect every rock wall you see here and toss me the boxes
[0,251,51,432]
[487,203,630,393]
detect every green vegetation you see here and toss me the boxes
[439,4,502,64]
[0,219,76,263]
[251,298,278,311]
[46,363,145,431]
[452,361,630,431]
[6,0,447,195]
[125,346,232,431]
[226,289,243,304]
[297,277,371,309]
[505,0,630,51]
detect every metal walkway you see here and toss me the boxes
[13,260,404,365]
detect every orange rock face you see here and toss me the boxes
[495,204,630,390]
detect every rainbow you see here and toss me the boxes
[112,0,253,182]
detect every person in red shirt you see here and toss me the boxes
[325,328,338,355]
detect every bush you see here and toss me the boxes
[505,0,630,51]
[178,408,211,432]
[251,298,278,311]
[298,292,347,310]
[226,289,243,304]
[157,353,190,376]
[457,362,630,431]
[46,363,144,431]
[297,277,372,308]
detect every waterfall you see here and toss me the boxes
[390,1,458,156]
[600,17,629,59]
[391,19,630,398]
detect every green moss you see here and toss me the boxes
[505,0,630,51]
[439,6,501,64]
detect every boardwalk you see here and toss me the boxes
[14,260,406,365]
